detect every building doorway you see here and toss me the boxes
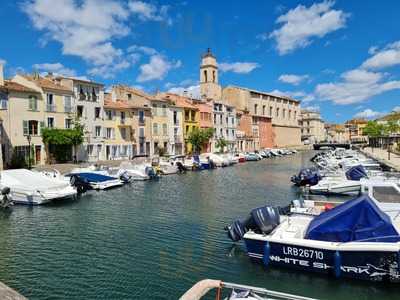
[35,145,41,164]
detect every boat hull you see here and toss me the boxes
[244,239,400,282]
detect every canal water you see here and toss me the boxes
[0,151,399,299]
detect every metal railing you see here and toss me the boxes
[46,104,56,112]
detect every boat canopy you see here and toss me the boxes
[345,165,367,181]
[71,172,117,182]
[305,194,400,243]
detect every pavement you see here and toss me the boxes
[361,147,400,171]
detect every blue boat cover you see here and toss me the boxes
[305,194,400,243]
[345,165,368,181]
[75,172,117,182]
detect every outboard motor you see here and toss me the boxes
[145,166,158,179]
[70,174,91,194]
[0,187,12,209]
[119,171,132,183]
[226,220,246,242]
[176,161,186,173]
[251,206,280,235]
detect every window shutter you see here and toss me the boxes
[39,121,45,133]
[23,121,28,135]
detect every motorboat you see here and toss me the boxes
[291,168,321,186]
[244,152,260,161]
[65,172,124,190]
[269,149,281,157]
[221,153,239,165]
[1,169,77,205]
[180,279,315,300]
[118,162,158,180]
[151,156,180,175]
[226,194,400,282]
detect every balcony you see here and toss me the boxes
[139,136,146,142]
[79,94,86,101]
[120,118,126,125]
[139,118,145,125]
[46,104,56,112]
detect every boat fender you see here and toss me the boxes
[334,251,341,278]
[262,242,270,267]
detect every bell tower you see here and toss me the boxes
[200,48,222,101]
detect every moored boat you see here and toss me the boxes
[226,194,400,282]
[1,169,77,205]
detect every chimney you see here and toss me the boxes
[0,64,4,86]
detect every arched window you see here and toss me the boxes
[204,70,208,82]
[212,70,216,82]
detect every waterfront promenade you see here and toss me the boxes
[361,147,400,171]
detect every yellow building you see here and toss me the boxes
[150,97,170,155]
[111,85,153,156]
[12,74,75,163]
[345,119,368,143]
[103,94,134,159]
[167,93,199,154]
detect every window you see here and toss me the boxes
[269,106,273,116]
[23,120,39,135]
[153,123,158,135]
[191,111,195,121]
[121,145,128,156]
[77,105,84,118]
[95,107,101,119]
[276,108,279,118]
[213,114,216,124]
[162,105,167,116]
[65,118,72,129]
[127,93,132,100]
[139,110,145,123]
[0,92,8,109]
[95,126,101,137]
[220,128,223,137]
[46,94,55,112]
[29,96,38,111]
[139,127,145,138]
[220,114,223,125]
[47,117,54,128]
[213,70,216,82]
[173,111,178,125]
[204,70,208,82]
[162,123,167,136]
[106,128,114,139]
[121,111,126,123]
[106,110,113,120]
[283,109,286,119]
[254,104,258,115]
[289,110,291,119]
[185,125,189,134]
[64,96,72,112]
[120,127,127,139]
[262,105,266,115]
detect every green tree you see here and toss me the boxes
[385,120,400,135]
[362,121,385,137]
[187,128,214,154]
[41,119,84,163]
[215,138,228,153]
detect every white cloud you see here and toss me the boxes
[302,105,320,112]
[354,109,385,119]
[393,106,400,112]
[368,46,378,55]
[316,68,400,105]
[278,74,309,85]
[168,85,200,99]
[33,62,77,77]
[0,59,6,65]
[137,54,181,82]
[269,0,349,55]
[22,0,170,78]
[362,41,400,70]
[269,89,314,102]
[127,45,158,55]
[128,1,171,24]
[219,62,260,74]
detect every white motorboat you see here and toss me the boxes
[309,176,362,195]
[118,162,158,180]
[1,169,77,205]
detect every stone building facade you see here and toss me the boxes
[299,109,326,143]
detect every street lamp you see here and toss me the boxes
[27,134,32,169]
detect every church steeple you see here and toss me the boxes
[200,48,221,100]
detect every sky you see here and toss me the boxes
[1,0,400,123]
